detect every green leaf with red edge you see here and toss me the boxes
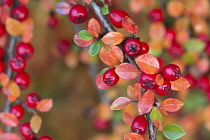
[102,32,124,45]
[161,98,184,112]
[0,132,21,140]
[150,107,163,130]
[110,97,134,110]
[135,54,160,74]
[96,74,110,90]
[74,34,94,47]
[0,113,19,127]
[122,17,139,33]
[123,112,135,126]
[115,63,141,79]
[124,132,144,140]
[30,115,42,133]
[99,45,123,67]
[170,77,190,91]
[36,99,53,112]
[138,90,154,115]
[88,18,101,38]
[55,2,71,15]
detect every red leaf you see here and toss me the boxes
[135,54,160,74]
[96,74,110,90]
[115,63,141,79]
[124,132,144,140]
[161,98,184,112]
[170,77,190,91]
[0,113,19,127]
[123,112,135,126]
[99,45,123,67]
[138,90,154,114]
[122,17,139,33]
[74,34,94,47]
[0,6,10,24]
[0,132,21,140]
[88,18,101,38]
[102,32,124,45]
[36,99,53,112]
[110,97,133,110]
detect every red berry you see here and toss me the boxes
[124,38,142,57]
[140,42,149,55]
[0,61,5,73]
[196,33,209,43]
[10,56,26,72]
[103,68,119,86]
[93,117,110,131]
[139,72,157,90]
[1,0,13,6]
[205,41,210,55]
[183,74,197,88]
[131,115,147,135]
[157,57,164,69]
[108,9,130,28]
[14,72,30,90]
[25,93,41,108]
[16,42,34,60]
[57,40,70,54]
[10,104,24,119]
[69,4,88,24]
[147,8,164,22]
[165,28,176,41]
[0,47,4,59]
[161,64,181,81]
[155,80,171,96]
[0,24,6,37]
[11,6,29,22]
[19,122,36,139]
[38,136,53,140]
[168,41,184,58]
[47,16,58,28]
[197,75,210,91]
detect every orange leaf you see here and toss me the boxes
[96,74,110,90]
[0,113,19,127]
[127,85,135,98]
[155,74,164,86]
[22,18,34,43]
[36,99,53,112]
[110,97,133,110]
[124,132,144,140]
[161,98,184,112]
[115,63,141,79]
[84,0,92,4]
[129,0,144,13]
[122,17,139,33]
[0,73,9,86]
[170,77,190,91]
[102,32,124,45]
[0,132,21,140]
[19,0,29,5]
[135,54,160,74]
[138,90,154,114]
[153,119,163,131]
[74,34,94,47]
[123,112,135,126]
[30,115,42,133]
[99,45,123,67]
[2,81,20,102]
[134,83,142,98]
[88,18,101,38]
[6,18,23,36]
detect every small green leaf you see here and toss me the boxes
[100,0,105,2]
[150,107,162,123]
[184,38,205,52]
[89,41,101,56]
[79,30,94,40]
[181,51,197,65]
[163,124,186,140]
[101,4,109,15]
[148,48,162,57]
[100,68,109,74]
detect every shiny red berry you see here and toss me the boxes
[139,42,149,55]
[184,74,197,88]
[161,64,181,81]
[11,6,29,22]
[147,8,163,22]
[198,75,210,91]
[124,38,142,57]
[19,122,36,139]
[10,56,26,72]
[165,28,176,41]
[69,4,88,24]
[14,72,30,90]
[139,72,157,90]
[168,41,184,58]
[25,93,41,108]
[0,24,6,37]
[0,47,4,59]
[108,9,130,28]
[131,115,147,135]
[155,80,171,96]
[10,104,24,119]
[16,42,34,60]
[103,68,119,86]
[93,117,110,131]
[57,40,70,54]
[38,136,53,140]
[0,61,5,73]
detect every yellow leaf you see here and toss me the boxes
[6,18,23,36]
[30,115,42,133]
